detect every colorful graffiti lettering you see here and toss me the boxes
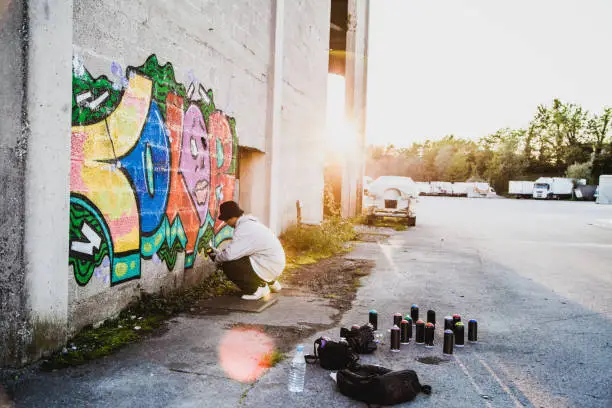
[69,55,238,286]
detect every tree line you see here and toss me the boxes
[366,99,612,193]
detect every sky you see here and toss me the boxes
[365,0,612,147]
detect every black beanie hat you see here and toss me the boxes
[218,201,244,221]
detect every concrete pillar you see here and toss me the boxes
[23,0,72,358]
[341,0,369,218]
[266,0,285,235]
[0,0,72,366]
[0,0,30,367]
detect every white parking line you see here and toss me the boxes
[454,354,493,408]
[477,356,524,408]
[515,240,612,249]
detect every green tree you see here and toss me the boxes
[566,162,592,181]
[587,107,612,180]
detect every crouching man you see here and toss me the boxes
[210,201,285,300]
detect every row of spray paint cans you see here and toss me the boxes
[369,305,477,355]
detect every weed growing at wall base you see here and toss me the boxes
[355,216,408,231]
[40,270,239,371]
[281,217,357,269]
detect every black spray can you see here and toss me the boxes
[415,320,425,344]
[390,325,400,352]
[393,313,403,327]
[400,320,411,344]
[369,310,378,331]
[444,316,454,331]
[452,314,461,330]
[468,319,478,342]
[411,305,419,324]
[427,310,436,326]
[443,329,454,354]
[424,322,435,348]
[404,317,413,339]
[455,322,465,347]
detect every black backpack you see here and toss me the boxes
[337,364,432,406]
[340,324,377,354]
[304,337,359,370]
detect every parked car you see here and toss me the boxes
[365,176,418,226]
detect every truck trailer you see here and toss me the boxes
[596,175,612,204]
[508,181,535,198]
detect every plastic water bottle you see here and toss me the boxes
[288,345,306,392]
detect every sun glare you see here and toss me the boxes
[326,74,356,153]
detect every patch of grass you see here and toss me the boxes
[262,349,286,367]
[281,217,357,268]
[356,216,408,231]
[353,267,369,277]
[41,270,239,371]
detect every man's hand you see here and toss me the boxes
[205,247,218,262]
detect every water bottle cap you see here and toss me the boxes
[296,345,304,352]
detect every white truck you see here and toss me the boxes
[532,177,574,199]
[596,175,612,204]
[430,181,453,196]
[416,182,432,196]
[508,181,535,199]
[451,182,470,197]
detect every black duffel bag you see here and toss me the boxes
[305,337,359,370]
[337,364,432,406]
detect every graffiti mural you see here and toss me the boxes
[69,55,238,286]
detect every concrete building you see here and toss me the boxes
[0,0,369,366]
[328,0,370,218]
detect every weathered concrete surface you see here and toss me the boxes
[0,0,29,367]
[4,197,612,407]
[23,0,72,362]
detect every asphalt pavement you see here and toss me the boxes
[3,197,612,408]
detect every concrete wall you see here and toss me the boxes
[0,0,73,366]
[1,0,332,366]
[68,0,330,332]
[69,0,248,332]
[0,0,29,366]
[278,0,330,226]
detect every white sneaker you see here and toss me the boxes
[269,280,282,293]
[241,284,271,301]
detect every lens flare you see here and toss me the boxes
[218,328,275,383]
